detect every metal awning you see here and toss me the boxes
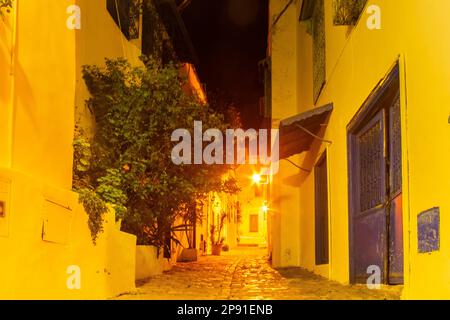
[279,103,333,159]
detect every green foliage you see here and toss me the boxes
[72,131,92,190]
[96,169,127,220]
[81,57,240,248]
[222,177,241,195]
[77,188,108,245]
[210,212,227,245]
[73,129,109,243]
[73,139,91,172]
[73,130,127,241]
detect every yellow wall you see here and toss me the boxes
[235,165,268,247]
[0,0,142,299]
[135,245,171,281]
[198,185,240,254]
[74,0,143,136]
[221,170,242,249]
[270,0,450,299]
[269,0,302,268]
[0,2,14,168]
[0,168,136,299]
[223,192,239,249]
[0,0,76,188]
[1,0,143,186]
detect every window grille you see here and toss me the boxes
[358,120,384,212]
[312,0,326,103]
[333,0,367,26]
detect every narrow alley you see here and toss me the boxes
[116,248,401,300]
[1,0,448,303]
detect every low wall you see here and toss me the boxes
[135,245,171,281]
[0,168,136,299]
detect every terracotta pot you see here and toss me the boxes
[211,244,223,256]
[177,248,198,262]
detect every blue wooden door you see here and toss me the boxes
[350,91,404,284]
[352,109,388,283]
[388,93,404,284]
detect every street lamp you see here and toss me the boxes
[261,204,269,213]
[252,174,262,184]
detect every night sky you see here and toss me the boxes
[181,0,269,129]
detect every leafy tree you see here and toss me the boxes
[78,58,240,248]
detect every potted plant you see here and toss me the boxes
[174,203,199,262]
[210,212,226,256]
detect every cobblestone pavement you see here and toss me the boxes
[116,248,401,300]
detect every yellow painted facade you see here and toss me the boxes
[235,165,268,247]
[198,190,239,253]
[0,0,145,299]
[195,171,243,255]
[269,0,450,299]
[194,166,269,255]
[135,245,171,280]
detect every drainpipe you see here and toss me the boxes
[6,0,18,168]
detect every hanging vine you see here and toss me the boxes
[73,126,128,244]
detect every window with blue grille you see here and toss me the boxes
[312,0,326,103]
[333,0,367,25]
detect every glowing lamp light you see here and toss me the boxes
[252,174,262,184]
[262,205,269,213]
